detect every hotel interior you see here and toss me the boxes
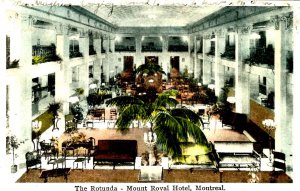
[3,2,295,183]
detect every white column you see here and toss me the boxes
[214,30,226,97]
[273,15,292,173]
[235,26,251,114]
[78,33,89,96]
[194,36,200,81]
[202,33,212,85]
[8,14,33,166]
[56,25,70,114]
[135,35,143,67]
[94,36,102,85]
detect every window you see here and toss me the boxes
[115,37,136,52]
[259,76,267,95]
[221,33,235,60]
[168,36,188,52]
[142,37,162,52]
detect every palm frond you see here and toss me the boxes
[172,115,208,145]
[153,111,186,156]
[115,104,147,131]
[153,95,178,110]
[171,108,204,126]
[106,96,144,109]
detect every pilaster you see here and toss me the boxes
[235,25,251,114]
[78,31,89,97]
[273,14,292,173]
[214,29,226,97]
[202,33,212,85]
[55,25,70,114]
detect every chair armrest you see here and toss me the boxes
[252,150,261,159]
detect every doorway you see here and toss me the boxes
[123,56,134,72]
[170,56,180,81]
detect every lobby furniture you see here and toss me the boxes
[39,168,71,183]
[47,151,66,169]
[273,151,286,172]
[89,108,105,121]
[25,151,42,172]
[220,112,247,132]
[214,141,261,170]
[138,166,163,182]
[93,140,138,169]
[65,114,76,132]
[73,149,87,171]
[110,108,117,120]
[39,140,57,159]
[62,140,93,161]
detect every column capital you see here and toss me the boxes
[271,15,280,30]
[55,24,69,35]
[79,29,88,38]
[216,28,226,38]
[16,14,34,28]
[237,25,252,35]
[280,13,293,30]
[203,33,211,40]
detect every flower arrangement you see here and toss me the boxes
[6,134,21,173]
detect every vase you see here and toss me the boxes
[11,164,17,173]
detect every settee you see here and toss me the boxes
[93,140,138,169]
[25,151,42,172]
[214,141,261,170]
[220,112,247,132]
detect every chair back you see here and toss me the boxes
[273,151,286,172]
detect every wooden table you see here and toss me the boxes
[39,168,71,183]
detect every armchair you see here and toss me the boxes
[25,151,42,172]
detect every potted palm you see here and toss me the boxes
[106,90,209,158]
[47,102,61,131]
[6,135,21,173]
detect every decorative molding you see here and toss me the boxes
[78,28,85,38]
[203,33,211,40]
[216,28,226,38]
[237,25,252,35]
[281,13,293,30]
[271,16,280,30]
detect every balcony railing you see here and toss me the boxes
[32,44,62,65]
[69,50,83,59]
[244,47,274,69]
[115,45,136,52]
[221,46,235,60]
[142,46,162,52]
[168,45,188,52]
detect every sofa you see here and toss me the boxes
[93,140,138,169]
[25,151,42,172]
[214,141,261,170]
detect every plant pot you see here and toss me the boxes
[11,164,17,173]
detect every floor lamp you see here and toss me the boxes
[262,119,276,166]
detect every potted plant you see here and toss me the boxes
[6,135,21,173]
[47,102,62,131]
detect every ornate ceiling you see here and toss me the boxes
[82,4,221,27]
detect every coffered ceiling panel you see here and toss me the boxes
[82,5,221,27]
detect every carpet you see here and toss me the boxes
[17,169,292,183]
